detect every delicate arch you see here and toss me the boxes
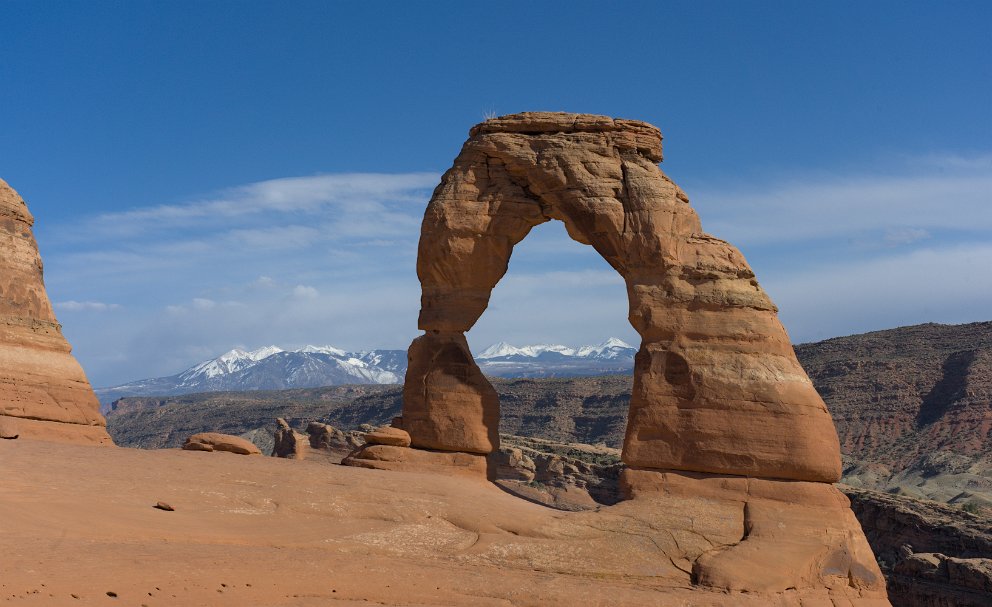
[402,113,840,483]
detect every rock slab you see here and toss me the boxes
[0,179,111,445]
[183,432,261,455]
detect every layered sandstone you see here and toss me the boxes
[342,113,888,603]
[183,432,261,455]
[403,112,840,482]
[0,179,111,445]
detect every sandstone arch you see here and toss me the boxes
[402,112,841,483]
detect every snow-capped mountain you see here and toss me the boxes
[96,338,638,407]
[476,338,635,361]
[96,345,406,407]
[474,338,636,378]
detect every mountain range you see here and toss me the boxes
[95,338,637,406]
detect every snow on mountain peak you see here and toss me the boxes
[575,337,635,358]
[600,337,633,349]
[478,339,635,360]
[477,342,523,359]
[246,345,284,360]
[299,345,347,356]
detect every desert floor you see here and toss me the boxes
[2,439,877,607]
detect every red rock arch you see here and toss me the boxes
[402,112,841,483]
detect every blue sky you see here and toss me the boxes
[2,1,990,387]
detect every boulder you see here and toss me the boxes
[0,179,112,445]
[183,432,261,455]
[364,426,412,447]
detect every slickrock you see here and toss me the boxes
[343,112,888,604]
[183,432,261,455]
[0,179,111,445]
[271,418,308,459]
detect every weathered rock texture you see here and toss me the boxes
[403,112,840,482]
[844,486,992,606]
[183,432,261,455]
[271,417,308,459]
[0,179,111,445]
[345,113,889,603]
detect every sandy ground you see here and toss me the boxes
[1,439,882,606]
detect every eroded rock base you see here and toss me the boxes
[0,415,112,446]
[343,444,489,479]
[341,446,889,603]
[622,468,886,597]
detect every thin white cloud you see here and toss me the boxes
[40,159,991,388]
[87,172,439,231]
[766,243,992,343]
[883,227,930,247]
[192,298,216,310]
[54,300,120,312]
[291,285,318,299]
[692,154,992,245]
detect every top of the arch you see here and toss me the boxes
[470,112,664,162]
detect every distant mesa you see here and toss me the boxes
[0,178,112,445]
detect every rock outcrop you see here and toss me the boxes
[183,432,261,455]
[363,425,411,447]
[344,113,888,603]
[0,179,111,445]
[844,486,992,606]
[271,418,309,459]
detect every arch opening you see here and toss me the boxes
[392,112,843,486]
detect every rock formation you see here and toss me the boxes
[363,425,411,447]
[0,179,111,445]
[844,486,992,606]
[396,112,841,481]
[183,432,261,455]
[271,418,308,459]
[345,112,889,603]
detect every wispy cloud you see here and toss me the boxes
[80,173,439,236]
[691,153,992,246]
[767,243,992,343]
[40,157,991,387]
[54,300,120,312]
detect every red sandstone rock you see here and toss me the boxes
[342,444,488,478]
[401,332,499,454]
[364,426,412,447]
[271,418,308,459]
[183,432,261,455]
[403,112,840,483]
[0,179,112,445]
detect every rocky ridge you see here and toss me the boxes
[797,321,992,511]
